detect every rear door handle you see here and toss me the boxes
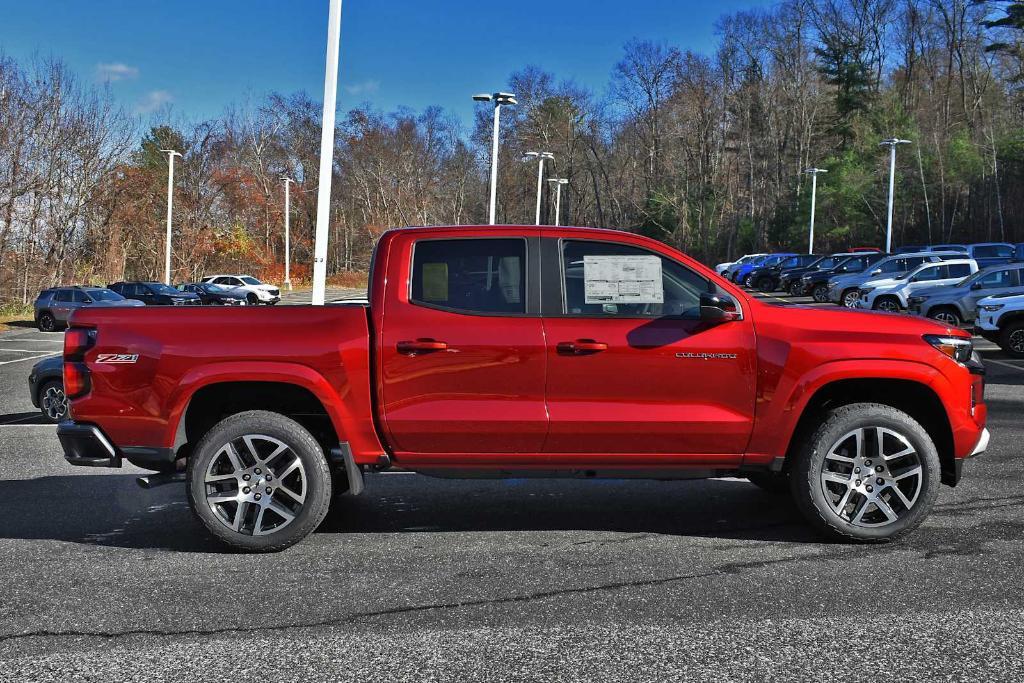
[557,339,608,355]
[397,339,448,355]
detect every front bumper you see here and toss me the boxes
[970,427,990,457]
[57,422,121,467]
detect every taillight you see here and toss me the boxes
[64,327,96,360]
[63,362,91,399]
[64,327,95,399]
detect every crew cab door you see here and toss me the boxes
[540,237,756,460]
[378,232,547,456]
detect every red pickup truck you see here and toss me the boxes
[58,225,989,551]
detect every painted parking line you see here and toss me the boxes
[0,352,54,366]
[986,358,1024,373]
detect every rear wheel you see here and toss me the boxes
[811,284,829,303]
[790,403,939,542]
[841,289,860,308]
[928,307,962,327]
[38,312,57,332]
[187,410,332,552]
[1000,321,1024,358]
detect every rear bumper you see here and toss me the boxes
[57,421,122,468]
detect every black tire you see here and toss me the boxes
[927,307,962,327]
[38,312,57,333]
[247,292,259,305]
[747,471,790,495]
[811,284,829,303]
[38,379,68,423]
[187,410,332,552]
[756,277,775,292]
[1000,321,1024,358]
[787,281,803,296]
[790,403,940,542]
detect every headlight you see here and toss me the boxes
[981,303,1005,312]
[860,287,875,295]
[908,296,925,305]
[924,334,973,364]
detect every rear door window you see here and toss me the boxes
[54,289,72,302]
[946,263,972,279]
[411,238,527,315]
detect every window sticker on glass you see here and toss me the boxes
[583,255,664,304]
[421,262,448,302]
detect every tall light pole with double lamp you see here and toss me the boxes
[880,138,912,253]
[159,149,181,285]
[311,0,343,306]
[804,167,827,254]
[280,176,293,290]
[473,92,517,224]
[547,178,568,226]
[524,151,553,225]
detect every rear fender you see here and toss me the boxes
[166,361,385,464]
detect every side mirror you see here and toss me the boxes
[970,282,983,290]
[699,292,740,322]
[871,268,882,275]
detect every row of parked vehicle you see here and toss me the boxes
[33,274,281,332]
[716,242,1024,357]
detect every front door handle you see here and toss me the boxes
[557,339,608,355]
[397,339,448,355]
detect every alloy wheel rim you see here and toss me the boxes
[42,386,66,420]
[204,434,307,536]
[41,315,54,331]
[843,292,859,307]
[877,299,899,312]
[1010,329,1024,354]
[820,427,923,528]
[933,311,959,326]
[813,286,828,303]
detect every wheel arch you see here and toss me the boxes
[784,377,956,486]
[997,309,1024,329]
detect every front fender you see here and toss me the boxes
[743,358,959,467]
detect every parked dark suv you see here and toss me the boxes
[34,286,143,332]
[108,282,202,306]
[178,282,248,305]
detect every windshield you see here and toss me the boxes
[240,276,262,285]
[203,283,231,292]
[832,256,862,272]
[150,283,179,295]
[86,289,123,302]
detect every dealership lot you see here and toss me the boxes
[1,293,1023,680]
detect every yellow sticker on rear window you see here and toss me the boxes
[422,262,448,302]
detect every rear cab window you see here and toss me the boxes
[410,238,527,315]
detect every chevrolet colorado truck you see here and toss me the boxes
[58,225,989,551]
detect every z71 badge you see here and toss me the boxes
[96,353,139,364]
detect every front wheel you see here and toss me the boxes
[756,277,775,292]
[841,289,860,308]
[873,296,901,313]
[928,307,962,327]
[790,403,939,542]
[811,284,829,303]
[187,410,332,552]
[1000,321,1024,358]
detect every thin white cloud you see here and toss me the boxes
[135,90,173,114]
[344,80,379,95]
[96,62,139,82]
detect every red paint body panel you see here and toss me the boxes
[68,225,986,476]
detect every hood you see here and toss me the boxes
[760,299,962,338]
[860,276,905,290]
[167,292,201,300]
[978,292,1024,305]
[93,299,146,308]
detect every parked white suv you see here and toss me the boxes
[977,292,1024,357]
[855,259,978,312]
[201,275,281,305]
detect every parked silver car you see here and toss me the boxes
[33,286,144,332]
[908,262,1024,326]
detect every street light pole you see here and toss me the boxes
[880,137,911,253]
[804,168,828,254]
[312,0,343,306]
[159,149,181,285]
[547,178,568,226]
[473,92,517,224]
[280,176,293,290]
[524,152,554,225]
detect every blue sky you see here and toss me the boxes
[1,0,774,131]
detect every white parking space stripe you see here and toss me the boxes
[0,348,58,353]
[0,352,54,366]
[986,358,1024,373]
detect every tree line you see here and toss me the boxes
[2,0,1024,301]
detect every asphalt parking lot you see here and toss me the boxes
[1,292,1023,681]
